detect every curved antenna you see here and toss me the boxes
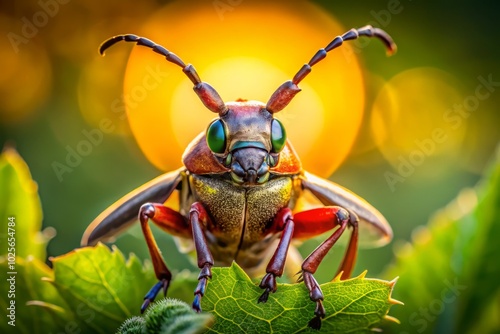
[266,25,397,113]
[100,34,228,115]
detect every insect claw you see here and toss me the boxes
[192,294,202,313]
[258,288,270,303]
[162,280,169,297]
[140,299,151,314]
[308,315,322,330]
[141,280,168,313]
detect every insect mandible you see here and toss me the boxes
[82,25,396,330]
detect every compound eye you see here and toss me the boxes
[270,119,286,153]
[206,119,227,153]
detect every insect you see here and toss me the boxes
[82,25,396,330]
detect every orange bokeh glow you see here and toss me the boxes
[0,15,52,125]
[124,0,365,177]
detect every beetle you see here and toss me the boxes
[82,25,396,330]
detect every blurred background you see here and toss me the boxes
[1,0,499,332]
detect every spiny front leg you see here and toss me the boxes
[190,202,215,312]
[295,207,352,330]
[139,203,188,312]
[258,208,294,303]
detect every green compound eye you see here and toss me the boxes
[206,119,227,153]
[270,119,286,153]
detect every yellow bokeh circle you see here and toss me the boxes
[371,67,466,170]
[124,0,366,177]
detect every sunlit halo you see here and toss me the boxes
[170,57,324,156]
[124,0,365,177]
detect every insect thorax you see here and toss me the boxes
[187,174,300,271]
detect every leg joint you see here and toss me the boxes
[189,202,206,219]
[139,203,155,222]
[345,209,359,229]
[336,207,350,223]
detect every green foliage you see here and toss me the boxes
[0,256,70,334]
[202,263,399,333]
[7,242,203,334]
[48,244,158,333]
[0,147,49,261]
[144,299,213,334]
[384,149,500,333]
[43,243,201,333]
[117,317,146,334]
[458,154,500,333]
[0,149,199,333]
[0,148,63,334]
[37,242,386,334]
[117,299,213,334]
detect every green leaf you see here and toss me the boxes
[0,147,50,261]
[48,243,157,333]
[384,148,500,334]
[202,262,399,333]
[48,245,397,333]
[0,256,70,334]
[47,243,198,334]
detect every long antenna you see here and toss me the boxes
[100,34,228,115]
[266,25,397,113]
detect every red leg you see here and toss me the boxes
[293,206,359,330]
[258,208,294,303]
[293,207,346,239]
[190,202,215,312]
[138,203,189,312]
[294,207,359,278]
[337,212,359,280]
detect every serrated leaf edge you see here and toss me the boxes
[331,271,403,329]
[332,271,344,282]
[387,277,403,307]
[210,263,403,332]
[381,275,402,327]
[383,315,400,324]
